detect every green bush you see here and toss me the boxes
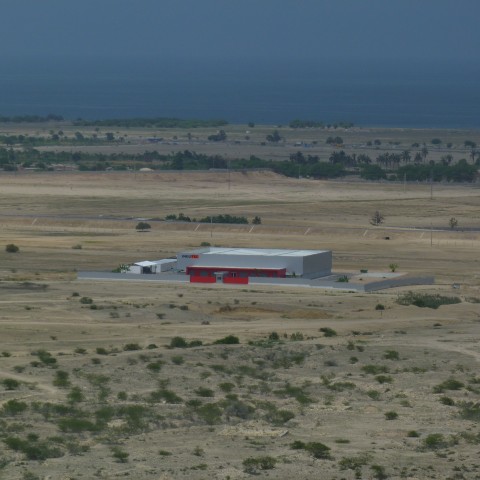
[123,343,141,351]
[385,411,398,420]
[213,335,239,345]
[4,436,62,460]
[53,370,70,388]
[243,456,277,474]
[79,296,93,304]
[383,350,400,360]
[362,365,389,375]
[2,399,28,415]
[195,387,214,397]
[423,433,448,450]
[169,336,188,348]
[5,244,19,253]
[111,446,129,463]
[457,401,480,421]
[396,291,461,309]
[319,327,337,337]
[2,378,20,390]
[433,378,464,393]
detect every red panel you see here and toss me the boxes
[190,276,216,283]
[223,276,249,284]
[187,266,286,278]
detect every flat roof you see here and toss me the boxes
[188,266,286,271]
[184,247,329,257]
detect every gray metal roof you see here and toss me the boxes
[186,247,328,257]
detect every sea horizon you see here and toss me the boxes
[1,56,479,129]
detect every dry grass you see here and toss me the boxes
[0,155,479,478]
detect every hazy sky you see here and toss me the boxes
[2,0,479,64]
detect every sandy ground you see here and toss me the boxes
[0,167,479,479]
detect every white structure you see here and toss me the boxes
[128,259,176,274]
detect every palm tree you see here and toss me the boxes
[414,152,423,165]
[470,148,477,164]
[421,146,429,164]
[401,150,411,165]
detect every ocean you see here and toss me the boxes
[1,56,479,128]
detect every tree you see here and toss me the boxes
[421,146,429,163]
[401,150,411,165]
[449,217,458,230]
[252,216,262,225]
[5,243,19,253]
[266,130,282,143]
[135,222,151,232]
[370,211,384,226]
[208,130,227,142]
[389,263,398,272]
[105,132,115,141]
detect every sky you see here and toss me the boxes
[1,0,480,65]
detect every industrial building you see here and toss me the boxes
[176,247,332,284]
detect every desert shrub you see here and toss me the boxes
[4,436,62,460]
[195,403,222,424]
[79,296,93,304]
[336,275,349,282]
[169,336,202,349]
[319,327,337,337]
[57,417,100,433]
[367,390,381,400]
[95,347,109,355]
[5,244,19,253]
[327,381,356,392]
[264,407,294,426]
[396,291,461,309]
[385,410,398,420]
[375,375,393,384]
[219,382,235,393]
[290,332,304,341]
[423,433,448,449]
[147,361,163,373]
[2,378,20,390]
[457,401,480,421]
[384,350,400,360]
[305,442,331,459]
[117,391,128,401]
[362,365,389,375]
[169,336,188,348]
[213,335,239,345]
[74,347,87,354]
[53,370,70,388]
[1,351,11,357]
[2,399,28,415]
[375,303,385,311]
[195,387,215,398]
[32,349,57,366]
[123,343,141,351]
[339,453,372,472]
[274,383,313,405]
[222,398,254,419]
[407,430,420,437]
[349,356,359,364]
[171,355,184,365]
[439,396,455,406]
[149,388,182,404]
[67,386,84,403]
[111,446,129,463]
[243,456,276,474]
[371,465,388,480]
[433,378,464,393]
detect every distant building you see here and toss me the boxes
[176,247,332,284]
